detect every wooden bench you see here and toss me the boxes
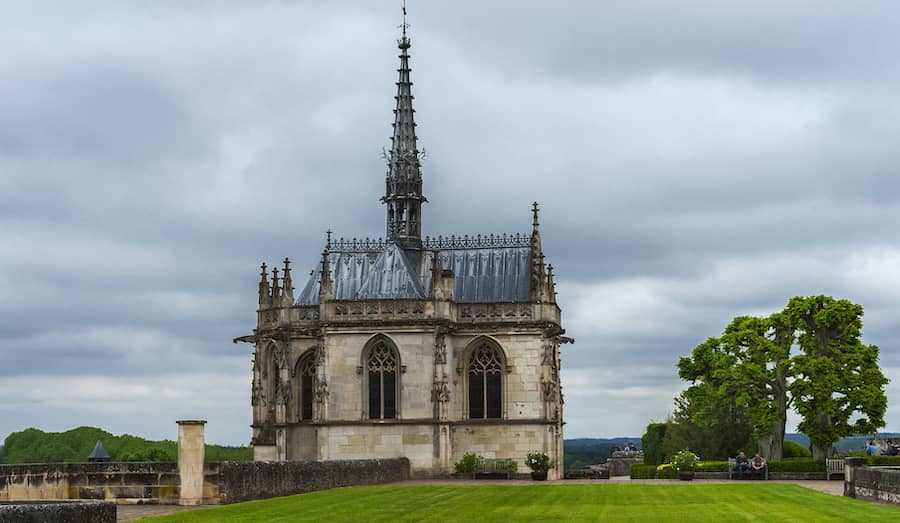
[826,458,844,480]
[729,457,767,480]
[473,458,513,479]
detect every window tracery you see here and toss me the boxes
[367,339,399,419]
[468,341,503,419]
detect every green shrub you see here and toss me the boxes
[454,452,480,474]
[509,460,518,474]
[526,451,551,473]
[641,423,668,466]
[696,461,728,472]
[767,459,824,472]
[868,456,900,466]
[782,440,811,458]
[630,464,657,479]
[671,449,699,471]
[657,464,677,479]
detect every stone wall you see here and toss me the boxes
[0,462,182,504]
[0,500,116,523]
[1,458,409,505]
[213,458,410,504]
[845,465,900,504]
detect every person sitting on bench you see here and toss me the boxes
[734,451,750,479]
[750,452,766,480]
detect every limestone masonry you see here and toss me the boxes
[235,15,571,479]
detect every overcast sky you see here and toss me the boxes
[2,1,899,447]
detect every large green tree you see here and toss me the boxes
[786,295,889,460]
[678,313,791,460]
[662,383,755,461]
[676,295,888,461]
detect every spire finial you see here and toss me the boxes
[399,0,410,49]
[258,262,271,306]
[532,201,540,227]
[402,0,408,37]
[326,229,333,248]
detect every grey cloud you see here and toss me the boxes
[2,1,899,443]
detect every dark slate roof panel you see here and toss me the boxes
[420,247,531,302]
[296,242,532,305]
[355,243,426,299]
[88,440,110,460]
[295,243,426,305]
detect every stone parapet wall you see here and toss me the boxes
[846,466,900,504]
[213,458,410,504]
[0,500,116,523]
[1,458,409,505]
[0,462,181,504]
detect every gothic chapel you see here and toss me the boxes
[236,12,569,479]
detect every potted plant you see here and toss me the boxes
[672,449,699,481]
[526,451,551,480]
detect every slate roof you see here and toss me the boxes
[296,242,531,305]
[87,440,111,462]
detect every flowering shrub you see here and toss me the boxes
[525,451,551,472]
[454,452,481,473]
[671,449,700,472]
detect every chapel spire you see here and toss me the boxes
[382,0,426,250]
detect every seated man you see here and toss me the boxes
[734,451,750,480]
[750,452,766,480]
[887,440,899,456]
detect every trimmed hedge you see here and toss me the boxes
[868,456,900,466]
[631,459,838,478]
[630,462,713,478]
[630,464,658,479]
[658,466,677,479]
[766,459,822,472]
[696,461,729,472]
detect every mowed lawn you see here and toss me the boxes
[140,483,900,522]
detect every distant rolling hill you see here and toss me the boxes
[0,426,251,464]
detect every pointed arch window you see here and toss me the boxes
[366,338,399,419]
[295,350,317,421]
[468,341,504,419]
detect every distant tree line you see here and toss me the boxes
[646,295,889,463]
[0,426,252,464]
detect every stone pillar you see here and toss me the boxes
[177,420,207,506]
[843,456,866,498]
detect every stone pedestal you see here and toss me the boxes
[177,420,207,506]
[843,456,867,498]
[607,451,644,477]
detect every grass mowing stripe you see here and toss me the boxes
[138,484,900,522]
